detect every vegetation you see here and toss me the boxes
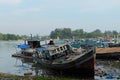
[111,61,120,68]
[0,73,78,80]
[0,28,119,40]
[0,33,25,40]
[50,28,119,39]
[0,33,49,41]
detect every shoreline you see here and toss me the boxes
[0,72,15,76]
[0,72,80,80]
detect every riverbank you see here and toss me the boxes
[0,72,80,80]
[95,59,120,80]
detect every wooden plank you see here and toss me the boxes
[96,47,120,54]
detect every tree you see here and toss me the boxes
[50,28,72,39]
[0,33,3,40]
[91,29,103,37]
[104,31,112,37]
[72,29,84,39]
[112,30,118,36]
[62,28,72,39]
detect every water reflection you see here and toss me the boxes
[13,57,58,77]
[13,58,33,76]
[13,58,42,76]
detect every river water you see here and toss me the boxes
[0,40,53,76]
[0,40,28,75]
[0,41,120,79]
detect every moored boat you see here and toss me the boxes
[12,38,41,58]
[34,40,96,76]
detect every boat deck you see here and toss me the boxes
[52,48,93,64]
[96,47,120,60]
[52,52,85,64]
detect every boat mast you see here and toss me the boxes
[30,34,32,40]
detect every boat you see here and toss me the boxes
[34,40,96,76]
[95,39,120,60]
[12,38,41,58]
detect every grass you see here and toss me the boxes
[0,73,79,80]
[111,61,120,68]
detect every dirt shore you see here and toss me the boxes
[0,72,33,80]
[0,72,14,76]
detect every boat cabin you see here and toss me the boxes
[48,39,54,45]
[26,39,41,48]
[36,44,72,60]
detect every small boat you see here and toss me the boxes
[12,38,41,58]
[34,40,95,76]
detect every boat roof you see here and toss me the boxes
[47,43,68,50]
[36,43,68,51]
[25,38,40,41]
[26,39,40,41]
[36,47,47,51]
[18,44,30,49]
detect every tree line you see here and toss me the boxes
[0,33,26,40]
[0,28,119,40]
[50,28,119,39]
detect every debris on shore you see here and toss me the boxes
[95,60,120,80]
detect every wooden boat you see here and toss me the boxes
[95,38,120,59]
[12,38,41,58]
[34,40,95,76]
[96,47,120,60]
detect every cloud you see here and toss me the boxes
[12,8,41,16]
[0,0,22,5]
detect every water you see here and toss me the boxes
[0,40,52,76]
[0,40,25,75]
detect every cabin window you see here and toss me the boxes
[55,49,58,53]
[57,48,60,51]
[63,46,65,50]
[60,47,63,51]
[63,46,67,50]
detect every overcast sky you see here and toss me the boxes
[0,0,120,36]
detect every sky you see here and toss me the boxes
[0,0,120,36]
